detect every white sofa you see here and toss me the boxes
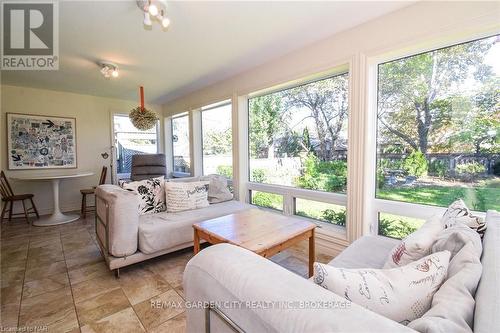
[184,210,500,333]
[94,183,253,276]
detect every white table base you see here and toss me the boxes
[33,178,81,226]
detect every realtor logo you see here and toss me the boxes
[1,1,59,70]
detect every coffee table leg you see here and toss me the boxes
[194,229,200,254]
[309,229,315,278]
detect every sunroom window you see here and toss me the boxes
[248,72,349,226]
[113,114,158,180]
[172,114,191,175]
[376,35,499,236]
[201,101,233,177]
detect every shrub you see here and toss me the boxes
[216,165,233,179]
[378,217,417,239]
[429,159,448,178]
[402,151,428,178]
[321,209,346,226]
[296,154,347,192]
[250,168,267,183]
[376,167,386,189]
[252,192,281,209]
[493,161,500,176]
[456,161,486,175]
[379,158,404,171]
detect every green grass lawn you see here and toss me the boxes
[377,178,500,212]
[295,198,345,224]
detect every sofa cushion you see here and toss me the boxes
[329,235,399,269]
[314,251,450,325]
[164,180,210,213]
[384,214,444,268]
[138,200,253,254]
[409,223,483,333]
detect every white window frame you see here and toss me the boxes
[364,31,495,235]
[239,64,354,244]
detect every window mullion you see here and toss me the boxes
[190,109,202,177]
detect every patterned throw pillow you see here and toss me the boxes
[441,199,486,238]
[383,214,444,268]
[122,177,166,215]
[164,180,210,213]
[313,251,451,326]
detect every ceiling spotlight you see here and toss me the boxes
[100,63,119,79]
[148,3,158,16]
[143,12,152,26]
[161,17,170,29]
[159,10,170,28]
[137,0,170,30]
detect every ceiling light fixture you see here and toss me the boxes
[137,0,170,30]
[143,12,152,26]
[148,3,158,16]
[159,10,170,29]
[100,62,119,79]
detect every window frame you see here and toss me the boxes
[243,65,352,240]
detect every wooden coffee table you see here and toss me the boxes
[193,208,316,277]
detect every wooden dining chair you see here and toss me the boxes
[0,171,39,224]
[80,166,107,218]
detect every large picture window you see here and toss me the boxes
[201,102,232,177]
[172,114,191,175]
[376,35,499,236]
[248,73,349,192]
[248,73,349,226]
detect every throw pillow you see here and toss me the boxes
[122,176,166,215]
[164,180,210,213]
[313,251,451,325]
[408,223,482,332]
[383,214,444,268]
[441,199,486,238]
[199,174,233,204]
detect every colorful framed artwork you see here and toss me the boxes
[7,113,77,170]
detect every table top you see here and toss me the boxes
[10,172,94,181]
[193,208,316,254]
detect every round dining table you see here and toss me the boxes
[11,172,94,226]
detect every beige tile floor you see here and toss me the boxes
[1,213,332,332]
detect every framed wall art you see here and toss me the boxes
[7,113,77,170]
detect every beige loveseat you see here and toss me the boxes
[94,181,253,277]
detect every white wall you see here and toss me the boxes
[1,85,162,216]
[162,1,499,115]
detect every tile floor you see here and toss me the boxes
[1,213,332,332]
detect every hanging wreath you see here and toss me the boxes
[129,86,159,130]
